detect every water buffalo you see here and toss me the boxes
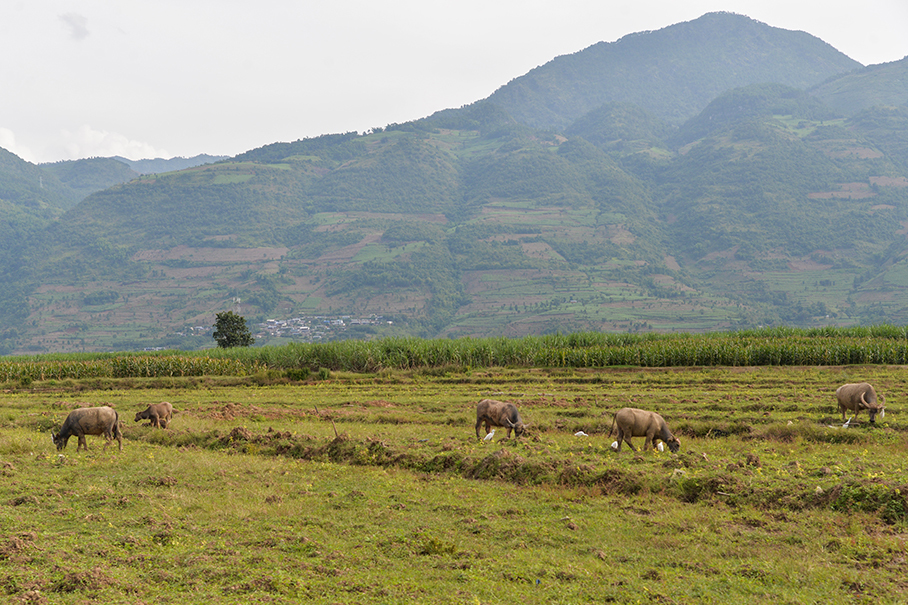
[609,407,680,453]
[134,401,174,428]
[52,406,123,452]
[475,399,525,440]
[836,382,885,424]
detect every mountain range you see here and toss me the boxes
[2,11,908,354]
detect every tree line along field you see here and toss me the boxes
[1,359,907,604]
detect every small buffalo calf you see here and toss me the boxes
[134,402,174,429]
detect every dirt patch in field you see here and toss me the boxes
[521,241,562,260]
[51,566,116,593]
[601,224,636,245]
[826,147,884,159]
[132,245,288,262]
[0,532,36,560]
[652,274,695,292]
[354,400,397,408]
[203,402,286,421]
[788,259,833,271]
[315,233,383,263]
[156,265,226,279]
[701,247,738,262]
[314,211,448,226]
[808,182,876,200]
[870,176,908,187]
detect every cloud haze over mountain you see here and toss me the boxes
[1,0,906,163]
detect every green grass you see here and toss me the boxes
[210,173,254,184]
[1,365,907,602]
[880,261,908,288]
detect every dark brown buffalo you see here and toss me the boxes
[475,399,525,440]
[836,383,885,424]
[52,406,123,452]
[134,401,174,428]
[609,407,680,453]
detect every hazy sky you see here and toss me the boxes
[2,1,906,164]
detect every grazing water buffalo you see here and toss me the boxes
[134,401,174,428]
[52,406,123,452]
[475,399,526,440]
[609,407,680,453]
[836,383,885,424]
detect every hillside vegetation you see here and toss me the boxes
[2,13,908,353]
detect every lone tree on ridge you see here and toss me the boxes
[213,311,255,348]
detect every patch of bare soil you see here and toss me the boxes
[600,224,636,245]
[701,247,739,262]
[870,176,908,187]
[826,147,884,159]
[314,211,448,226]
[0,532,36,561]
[315,233,383,263]
[788,259,833,271]
[808,182,875,200]
[50,567,116,593]
[203,402,266,421]
[353,400,396,408]
[132,245,288,262]
[521,242,562,259]
[651,274,695,292]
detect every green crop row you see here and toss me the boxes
[0,355,261,382]
[4,326,908,379]
[244,331,908,371]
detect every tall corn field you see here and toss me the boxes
[2,326,908,380]
[0,355,262,382]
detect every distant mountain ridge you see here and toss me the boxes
[112,154,228,175]
[2,12,908,354]
[810,56,908,115]
[40,157,139,207]
[464,12,862,130]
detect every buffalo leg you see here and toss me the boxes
[620,432,637,452]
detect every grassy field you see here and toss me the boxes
[1,364,907,603]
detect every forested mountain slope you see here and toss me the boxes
[2,13,907,354]
[810,57,908,116]
[461,12,862,130]
[39,158,140,206]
